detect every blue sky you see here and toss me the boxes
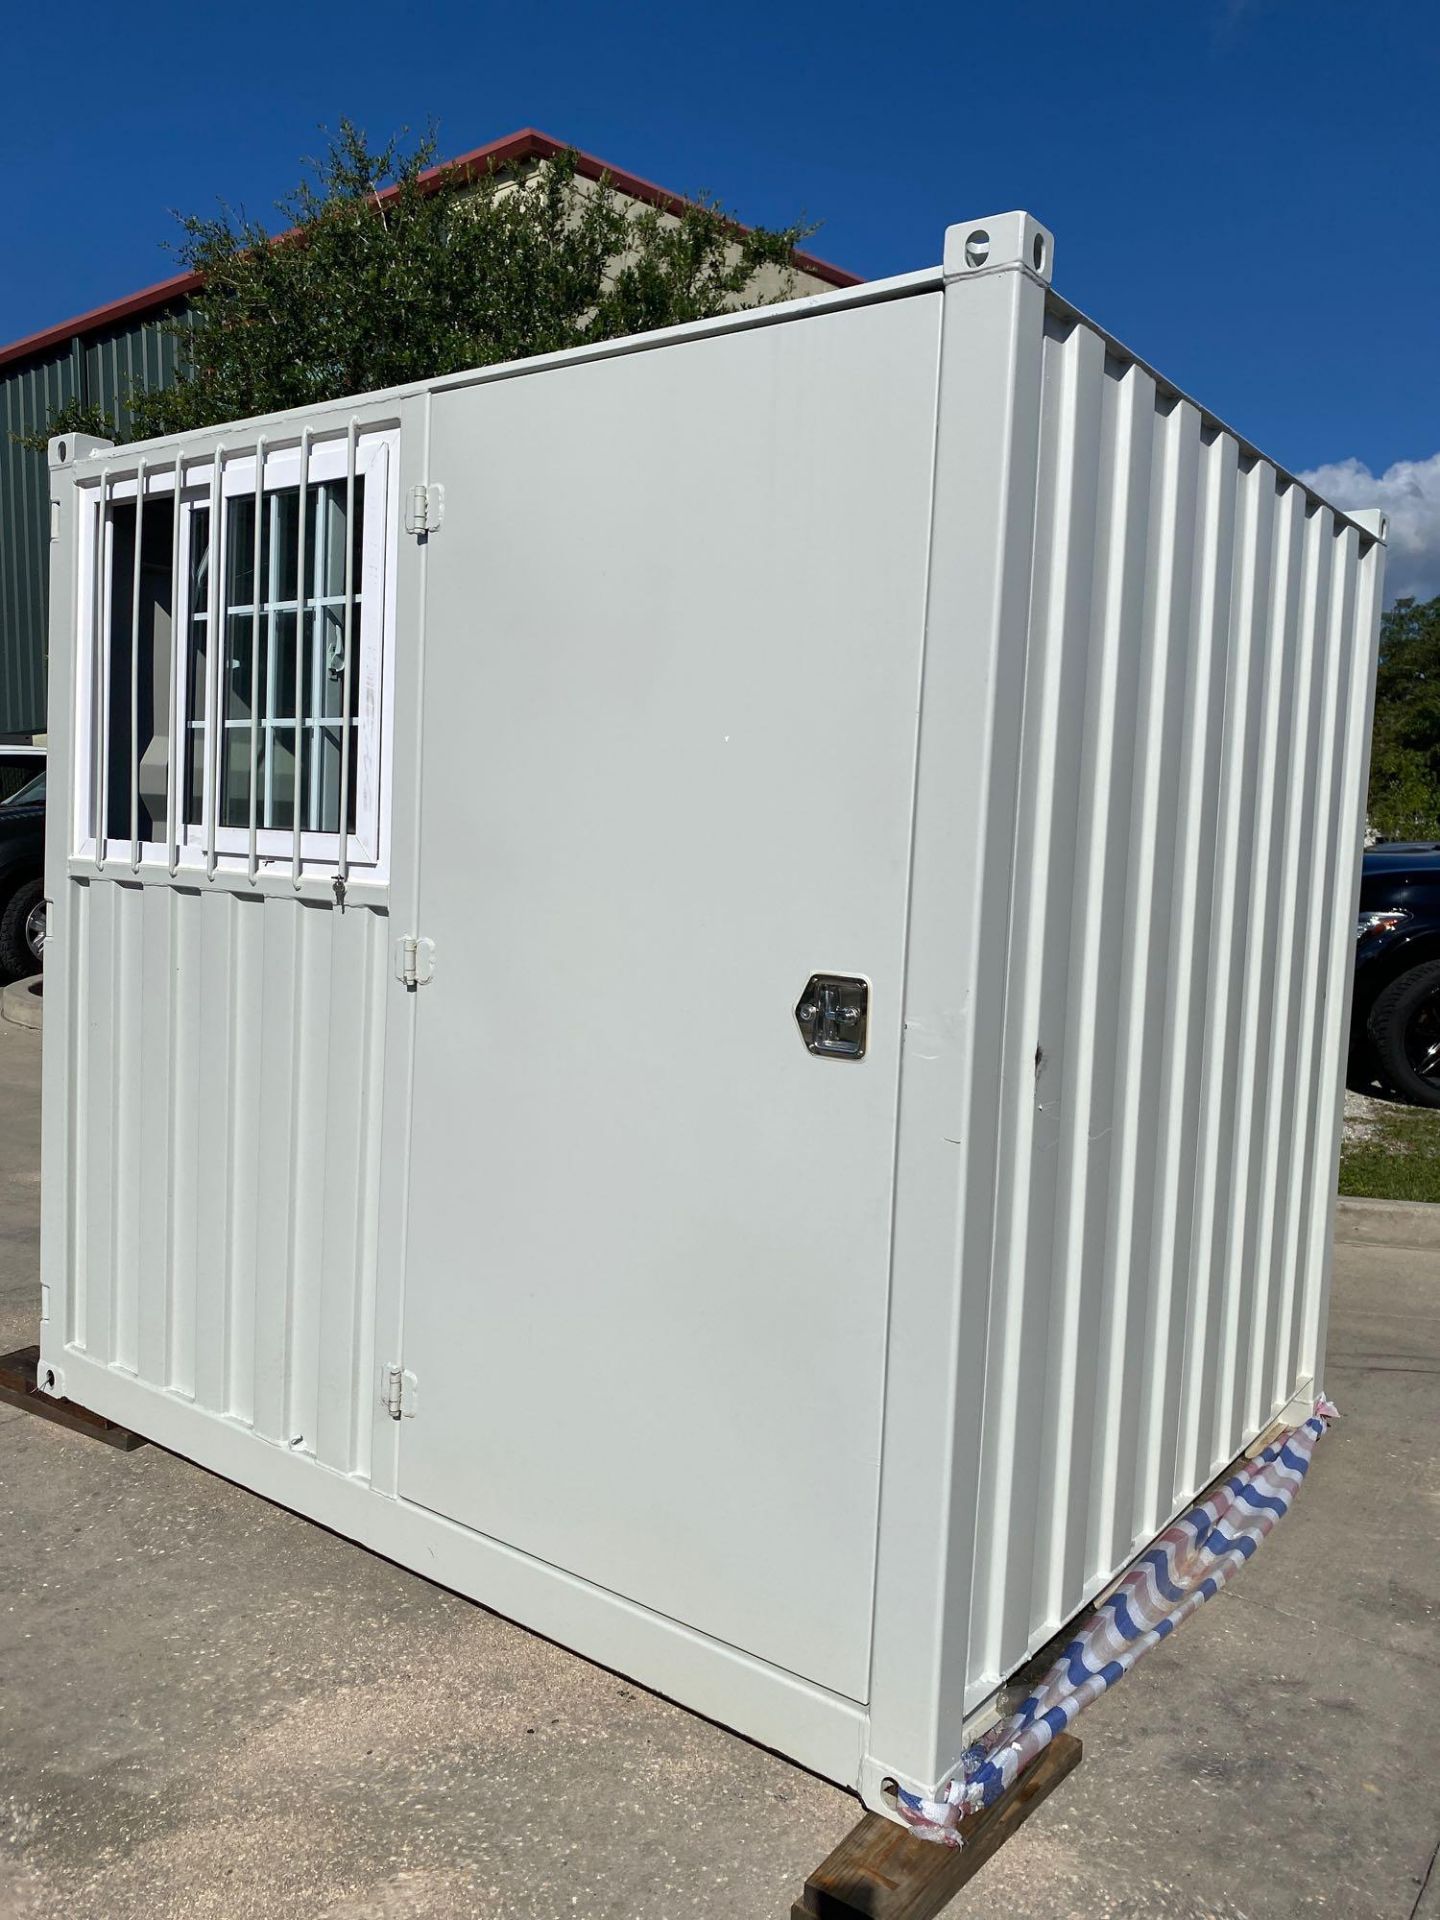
[4,0,1437,591]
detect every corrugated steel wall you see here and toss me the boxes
[962,302,1381,1700]
[66,880,389,1476]
[0,345,78,733]
[0,307,189,734]
[83,307,194,437]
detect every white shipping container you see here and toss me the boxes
[38,211,1385,1816]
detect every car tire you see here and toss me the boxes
[0,878,44,979]
[1367,959,1440,1109]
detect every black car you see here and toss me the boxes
[1353,841,1440,1107]
[0,769,45,977]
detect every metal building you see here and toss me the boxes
[37,210,1385,1818]
[0,128,855,741]
[1,305,193,736]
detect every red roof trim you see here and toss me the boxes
[0,127,859,372]
[0,270,203,370]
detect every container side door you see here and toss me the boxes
[396,295,941,1701]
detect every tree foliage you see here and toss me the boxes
[26,397,120,448]
[1369,594,1440,840]
[18,122,812,450]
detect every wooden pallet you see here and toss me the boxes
[791,1732,1080,1919]
[0,1346,147,1450]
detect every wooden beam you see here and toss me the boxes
[791,1733,1081,1920]
[0,1346,147,1450]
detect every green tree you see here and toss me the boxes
[20,122,812,449]
[1368,594,1440,840]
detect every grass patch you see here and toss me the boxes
[1339,1094,1440,1202]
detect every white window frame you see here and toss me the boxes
[72,426,397,880]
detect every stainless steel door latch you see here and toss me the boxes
[794,975,869,1059]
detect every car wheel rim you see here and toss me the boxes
[24,900,45,963]
[1405,987,1440,1087]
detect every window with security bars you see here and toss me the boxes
[78,429,393,878]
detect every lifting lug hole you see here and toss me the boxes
[964,228,990,268]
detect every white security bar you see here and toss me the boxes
[293,428,311,889]
[204,449,225,880]
[129,459,146,872]
[94,470,111,871]
[339,419,358,883]
[166,451,183,876]
[248,439,267,884]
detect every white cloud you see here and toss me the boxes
[1299,452,1440,605]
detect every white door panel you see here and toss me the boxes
[398,297,940,1698]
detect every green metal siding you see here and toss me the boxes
[85,306,191,438]
[0,343,79,733]
[0,305,190,734]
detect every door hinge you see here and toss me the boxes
[405,481,444,536]
[394,933,435,989]
[382,1363,418,1420]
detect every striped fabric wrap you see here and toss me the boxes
[896,1399,1339,1847]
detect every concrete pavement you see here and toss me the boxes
[0,1015,1436,1918]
